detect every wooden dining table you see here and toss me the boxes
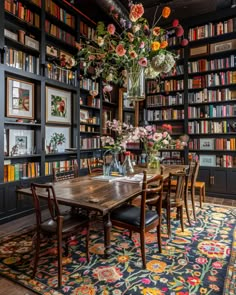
[17,165,186,257]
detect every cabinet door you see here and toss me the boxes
[198,167,211,189]
[211,168,227,194]
[227,169,236,195]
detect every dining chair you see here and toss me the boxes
[161,157,184,165]
[52,162,79,182]
[161,172,186,236]
[31,183,90,288]
[87,158,104,175]
[110,171,164,268]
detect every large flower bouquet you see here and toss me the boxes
[77,1,188,86]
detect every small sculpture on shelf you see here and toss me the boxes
[49,132,65,153]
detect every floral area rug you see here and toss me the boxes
[0,204,235,295]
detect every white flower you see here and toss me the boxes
[97,36,104,46]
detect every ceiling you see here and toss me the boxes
[73,0,232,24]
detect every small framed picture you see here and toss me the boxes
[199,155,216,167]
[80,109,89,122]
[46,86,71,124]
[45,126,71,152]
[199,138,214,150]
[46,45,59,57]
[9,129,34,156]
[6,77,34,119]
[189,44,209,57]
[25,35,39,51]
[124,111,134,125]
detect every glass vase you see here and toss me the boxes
[109,152,121,175]
[127,65,145,101]
[147,152,160,170]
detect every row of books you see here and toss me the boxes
[188,17,236,41]
[188,55,236,73]
[6,47,40,75]
[5,0,40,28]
[45,0,75,29]
[188,120,230,134]
[45,159,78,176]
[4,161,40,182]
[45,20,76,46]
[167,36,183,47]
[146,80,184,93]
[30,0,41,7]
[189,138,236,150]
[163,65,184,77]
[80,124,99,133]
[188,89,236,104]
[46,63,76,86]
[79,78,99,92]
[80,137,101,150]
[80,21,97,41]
[188,104,236,118]
[146,93,183,107]
[188,71,236,89]
[147,109,184,121]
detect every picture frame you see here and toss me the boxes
[80,109,89,122]
[25,35,39,51]
[9,129,34,156]
[123,111,135,125]
[199,138,215,150]
[6,77,34,119]
[189,44,209,57]
[45,126,71,153]
[199,155,216,167]
[210,39,236,54]
[46,45,59,57]
[46,86,71,124]
[4,29,18,41]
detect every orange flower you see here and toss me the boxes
[153,27,161,36]
[162,6,171,18]
[160,40,168,48]
[151,41,160,51]
[115,44,126,56]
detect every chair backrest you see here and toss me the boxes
[141,171,163,228]
[191,160,200,187]
[161,157,184,165]
[53,162,78,182]
[31,183,61,227]
[87,158,104,175]
[184,159,196,196]
[168,172,186,203]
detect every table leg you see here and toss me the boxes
[103,213,112,258]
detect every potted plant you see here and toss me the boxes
[49,132,65,153]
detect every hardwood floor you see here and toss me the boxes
[0,197,235,294]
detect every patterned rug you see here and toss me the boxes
[0,204,235,295]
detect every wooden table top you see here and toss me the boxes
[18,165,186,215]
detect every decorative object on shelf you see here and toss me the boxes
[77,1,188,100]
[45,126,70,153]
[9,129,34,156]
[80,109,89,123]
[103,84,113,102]
[49,132,65,153]
[127,65,145,101]
[46,87,71,124]
[6,77,34,119]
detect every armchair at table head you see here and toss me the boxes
[110,171,164,268]
[30,183,90,288]
[87,158,104,176]
[52,161,78,182]
[161,157,184,165]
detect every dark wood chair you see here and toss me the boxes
[31,183,90,288]
[161,157,184,165]
[52,162,78,182]
[110,171,164,268]
[87,158,104,175]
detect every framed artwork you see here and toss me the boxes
[199,155,216,167]
[45,126,71,152]
[25,35,39,51]
[123,111,134,125]
[80,109,89,122]
[46,45,59,57]
[199,138,214,150]
[6,77,34,119]
[9,129,34,155]
[46,86,71,124]
[189,44,209,57]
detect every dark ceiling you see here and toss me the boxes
[72,0,232,25]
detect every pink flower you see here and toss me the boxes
[127,32,134,42]
[181,38,189,46]
[88,55,96,60]
[129,50,137,59]
[176,25,184,37]
[103,85,113,93]
[195,257,208,264]
[212,261,223,269]
[116,44,126,56]
[138,57,147,67]
[107,24,116,35]
[172,19,179,27]
[139,41,145,48]
[129,3,144,22]
[153,133,162,141]
[141,278,151,284]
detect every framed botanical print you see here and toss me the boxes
[6,77,34,119]
[9,129,34,156]
[45,126,71,152]
[46,86,71,124]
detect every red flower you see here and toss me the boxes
[57,100,65,113]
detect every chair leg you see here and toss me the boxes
[199,187,203,208]
[180,206,184,232]
[166,206,171,237]
[86,224,90,262]
[202,184,206,202]
[32,231,40,278]
[140,231,146,269]
[157,224,162,253]
[184,192,192,226]
[191,188,196,220]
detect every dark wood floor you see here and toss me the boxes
[0,196,235,295]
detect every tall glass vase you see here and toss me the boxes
[147,151,160,171]
[109,151,121,174]
[127,65,145,101]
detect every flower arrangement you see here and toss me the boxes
[50,132,66,147]
[77,1,188,88]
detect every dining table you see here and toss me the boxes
[17,164,187,257]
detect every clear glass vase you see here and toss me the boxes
[127,65,145,101]
[147,152,160,170]
[109,152,121,174]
